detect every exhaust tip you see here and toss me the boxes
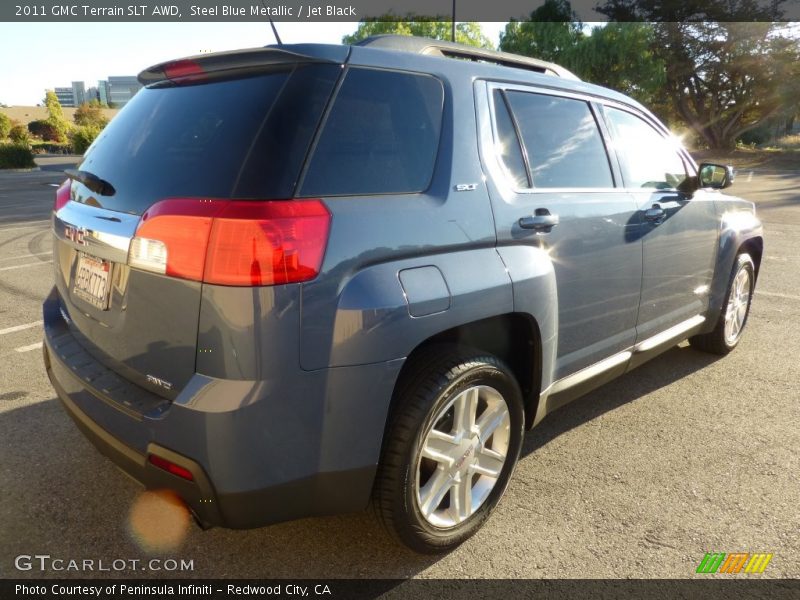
[190,508,214,531]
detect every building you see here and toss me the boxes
[49,76,139,108]
[50,81,87,107]
[71,81,86,106]
[107,76,142,107]
[97,80,110,106]
[53,86,75,107]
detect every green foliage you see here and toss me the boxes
[44,90,65,121]
[31,140,72,154]
[69,125,102,154]
[499,8,665,115]
[43,90,69,142]
[597,1,799,149]
[0,143,36,169]
[499,0,583,62]
[570,23,666,108]
[343,18,494,49]
[28,119,64,141]
[9,124,31,146]
[0,112,11,139]
[74,100,109,128]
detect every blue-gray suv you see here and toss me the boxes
[43,35,763,553]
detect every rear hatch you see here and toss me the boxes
[52,49,342,398]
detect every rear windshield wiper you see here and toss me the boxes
[64,169,116,197]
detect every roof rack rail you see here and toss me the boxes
[355,35,580,81]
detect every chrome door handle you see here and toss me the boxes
[643,206,666,222]
[519,210,559,232]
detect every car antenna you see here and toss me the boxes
[451,0,456,42]
[269,18,283,44]
[260,0,282,44]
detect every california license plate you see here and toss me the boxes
[73,252,111,310]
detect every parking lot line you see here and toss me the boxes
[14,341,43,353]
[0,321,43,336]
[0,252,51,263]
[0,220,50,232]
[759,290,800,302]
[0,260,53,272]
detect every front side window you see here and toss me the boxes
[300,68,444,197]
[502,91,614,189]
[604,107,687,190]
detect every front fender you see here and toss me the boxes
[707,199,764,321]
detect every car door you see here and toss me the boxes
[600,105,719,342]
[478,82,643,383]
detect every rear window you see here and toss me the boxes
[76,64,340,215]
[300,68,444,197]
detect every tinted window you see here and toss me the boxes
[301,68,444,196]
[492,90,529,189]
[504,91,613,189]
[604,108,687,190]
[76,65,340,215]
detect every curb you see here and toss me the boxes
[0,167,41,173]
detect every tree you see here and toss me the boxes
[0,112,11,139]
[74,100,109,128]
[499,3,665,115]
[597,0,798,149]
[9,124,31,147]
[343,18,494,49]
[569,23,666,110]
[43,90,69,142]
[499,0,583,63]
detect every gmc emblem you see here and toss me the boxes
[65,225,88,246]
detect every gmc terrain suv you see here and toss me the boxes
[44,35,762,553]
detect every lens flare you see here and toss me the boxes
[128,489,191,553]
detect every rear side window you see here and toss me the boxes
[503,91,614,189]
[300,68,444,196]
[77,65,340,215]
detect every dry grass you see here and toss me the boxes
[0,106,118,127]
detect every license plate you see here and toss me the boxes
[72,252,111,310]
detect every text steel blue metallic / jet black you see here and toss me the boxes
[43,35,763,553]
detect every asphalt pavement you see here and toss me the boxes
[0,157,797,580]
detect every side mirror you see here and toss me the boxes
[698,163,735,189]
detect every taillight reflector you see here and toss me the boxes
[129,198,330,287]
[54,179,71,212]
[148,454,194,481]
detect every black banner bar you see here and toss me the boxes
[2,0,799,22]
[3,579,800,600]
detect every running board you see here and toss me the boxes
[634,315,706,353]
[549,350,632,395]
[533,314,707,426]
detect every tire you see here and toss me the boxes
[690,253,755,355]
[373,345,524,554]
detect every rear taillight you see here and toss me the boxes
[128,198,331,287]
[54,179,71,212]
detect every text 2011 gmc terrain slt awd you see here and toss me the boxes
[44,35,762,553]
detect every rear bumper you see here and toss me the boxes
[43,287,403,529]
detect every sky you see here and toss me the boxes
[0,22,508,106]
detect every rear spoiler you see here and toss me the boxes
[138,46,346,86]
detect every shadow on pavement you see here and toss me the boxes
[523,344,720,458]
